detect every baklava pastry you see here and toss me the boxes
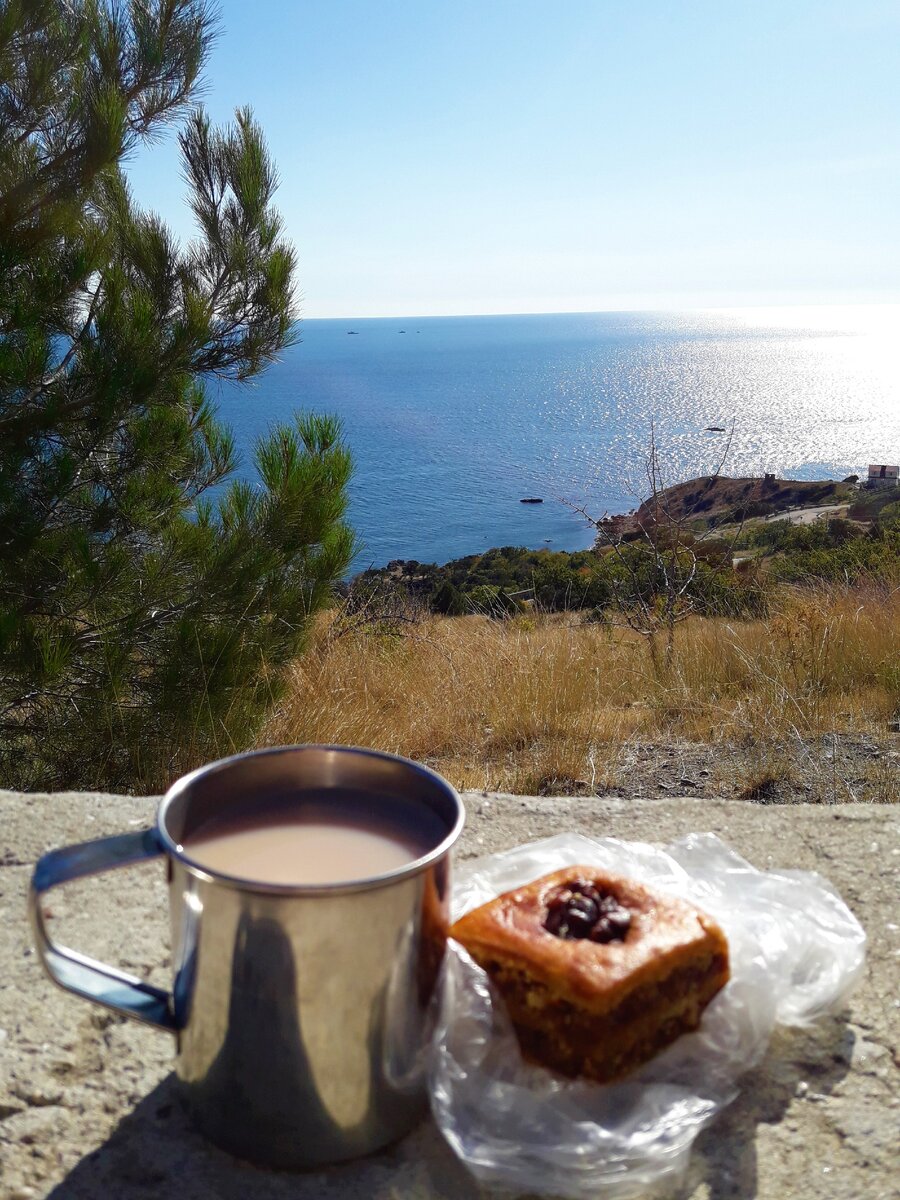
[450,866,730,1082]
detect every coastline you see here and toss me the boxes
[351,471,858,582]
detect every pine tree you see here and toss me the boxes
[0,1,355,787]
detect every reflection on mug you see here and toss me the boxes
[189,913,335,1164]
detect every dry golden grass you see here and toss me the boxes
[261,582,900,799]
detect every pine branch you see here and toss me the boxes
[19,277,103,406]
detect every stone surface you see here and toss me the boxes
[1,788,898,1200]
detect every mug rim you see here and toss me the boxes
[156,744,465,896]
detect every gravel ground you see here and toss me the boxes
[543,732,900,805]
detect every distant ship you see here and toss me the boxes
[519,497,544,503]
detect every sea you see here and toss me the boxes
[213,306,900,570]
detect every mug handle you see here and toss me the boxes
[28,827,178,1032]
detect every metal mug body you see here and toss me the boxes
[30,746,465,1168]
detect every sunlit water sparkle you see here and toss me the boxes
[214,307,900,568]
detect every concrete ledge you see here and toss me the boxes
[1,789,897,1199]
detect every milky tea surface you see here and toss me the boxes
[182,790,444,886]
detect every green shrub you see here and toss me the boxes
[466,585,520,617]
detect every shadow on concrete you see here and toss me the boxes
[683,1013,856,1200]
[47,1015,856,1200]
[47,1073,477,1200]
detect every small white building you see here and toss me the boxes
[867,464,899,488]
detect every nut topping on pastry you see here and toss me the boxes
[543,879,632,943]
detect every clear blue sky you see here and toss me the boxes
[127,0,900,318]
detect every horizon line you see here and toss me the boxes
[296,300,900,323]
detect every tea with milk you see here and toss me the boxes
[182,788,444,885]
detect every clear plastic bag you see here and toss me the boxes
[429,833,866,1199]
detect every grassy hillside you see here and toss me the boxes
[261,580,900,804]
[54,477,899,798]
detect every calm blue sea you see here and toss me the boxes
[213,307,900,568]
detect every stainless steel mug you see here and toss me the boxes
[29,745,465,1168]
